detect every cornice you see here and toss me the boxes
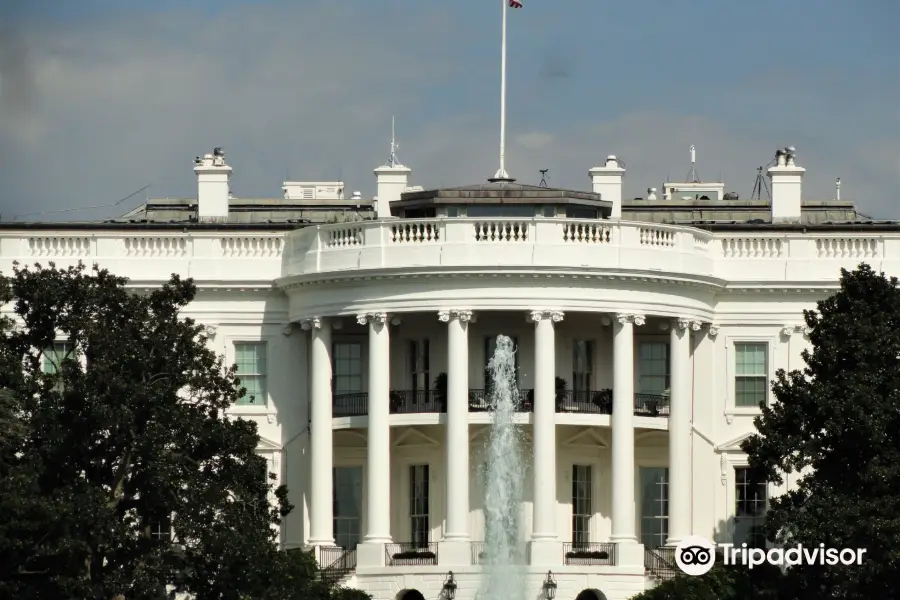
[276,269,726,292]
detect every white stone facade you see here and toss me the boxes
[3,149,898,600]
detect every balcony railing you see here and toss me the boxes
[319,546,357,586]
[645,546,678,580]
[634,393,670,417]
[467,388,533,412]
[384,542,439,566]
[333,393,368,418]
[389,389,445,414]
[470,541,485,565]
[563,542,617,566]
[332,389,668,418]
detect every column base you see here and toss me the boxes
[527,539,563,567]
[438,540,473,567]
[356,541,389,568]
[611,541,645,567]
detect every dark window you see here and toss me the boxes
[572,465,593,545]
[542,205,556,217]
[409,340,430,395]
[446,206,460,217]
[565,206,598,219]
[333,466,363,550]
[466,204,535,218]
[405,207,436,218]
[410,465,430,547]
[734,467,767,548]
[572,340,593,401]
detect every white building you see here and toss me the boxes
[2,146,898,600]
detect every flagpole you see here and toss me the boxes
[492,0,511,181]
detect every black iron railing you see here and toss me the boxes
[563,542,617,565]
[332,389,669,418]
[634,393,670,417]
[645,546,678,580]
[467,388,534,412]
[389,390,445,414]
[332,392,367,417]
[384,542,439,566]
[556,390,612,414]
[319,546,357,586]
[470,541,485,565]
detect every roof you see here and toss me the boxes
[622,198,876,227]
[394,181,611,209]
[117,197,374,226]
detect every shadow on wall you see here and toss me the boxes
[396,590,426,600]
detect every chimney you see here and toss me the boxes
[373,163,411,219]
[193,147,232,221]
[768,147,805,223]
[589,155,626,219]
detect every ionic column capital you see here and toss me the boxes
[356,312,388,326]
[674,318,703,332]
[300,317,322,331]
[781,324,812,338]
[707,323,720,338]
[615,313,645,326]
[438,309,474,323]
[529,310,564,323]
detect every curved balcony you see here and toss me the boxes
[331,390,668,418]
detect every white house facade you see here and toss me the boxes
[2,146,898,600]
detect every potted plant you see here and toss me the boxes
[389,390,404,413]
[592,389,612,412]
[555,376,568,409]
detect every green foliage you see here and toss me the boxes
[630,563,785,600]
[741,264,900,599]
[0,262,360,600]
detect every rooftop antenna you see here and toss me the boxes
[835,177,841,201]
[387,116,400,167]
[686,144,700,182]
[538,169,549,187]
[751,166,771,200]
[489,0,518,183]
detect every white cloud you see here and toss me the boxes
[0,2,896,221]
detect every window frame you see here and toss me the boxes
[571,464,593,546]
[408,464,431,548]
[571,339,594,400]
[332,341,365,396]
[232,340,269,407]
[637,465,669,549]
[225,337,274,417]
[725,335,777,415]
[729,461,769,549]
[332,464,364,551]
[636,340,670,395]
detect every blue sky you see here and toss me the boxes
[1,0,898,220]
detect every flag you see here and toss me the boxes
[509,0,522,7]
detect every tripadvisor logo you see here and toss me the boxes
[674,536,868,576]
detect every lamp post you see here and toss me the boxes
[443,571,457,600]
[542,570,557,599]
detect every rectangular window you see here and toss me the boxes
[572,340,593,401]
[42,341,72,374]
[485,336,518,388]
[572,465,593,546]
[542,205,556,217]
[409,340,430,397]
[638,342,669,394]
[639,467,669,549]
[446,206,460,217]
[735,343,768,407]
[410,465,430,547]
[234,342,267,405]
[734,467,767,548]
[333,466,363,550]
[565,206,599,219]
[466,204,535,218]
[333,342,363,395]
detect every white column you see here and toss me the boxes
[611,313,643,545]
[440,309,472,541]
[360,312,392,544]
[667,318,695,546]
[303,317,334,548]
[530,310,563,541]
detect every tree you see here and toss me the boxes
[0,262,339,600]
[629,562,785,600]
[741,264,900,599]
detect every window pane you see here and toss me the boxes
[735,343,767,376]
[639,467,669,548]
[410,465,430,546]
[735,377,766,407]
[333,466,362,550]
[638,342,669,394]
[333,342,363,395]
[234,342,267,405]
[43,342,72,375]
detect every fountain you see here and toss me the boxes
[477,335,528,600]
